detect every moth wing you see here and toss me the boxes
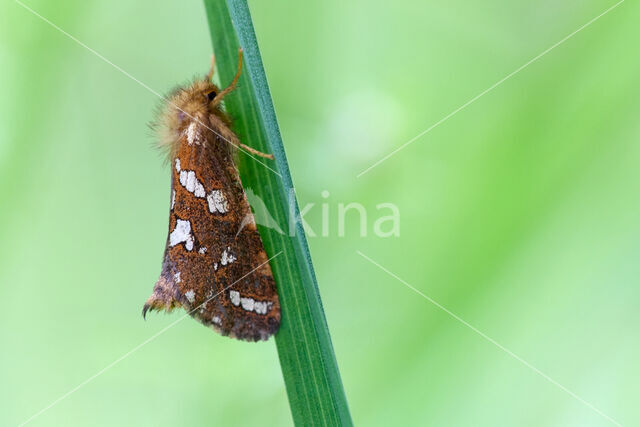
[144,121,280,341]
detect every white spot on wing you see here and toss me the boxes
[169,219,194,251]
[220,248,236,266]
[214,262,218,271]
[212,316,222,325]
[185,289,195,303]
[254,301,268,315]
[178,169,206,199]
[229,290,240,306]
[186,122,199,145]
[207,190,228,214]
[174,272,181,283]
[185,171,196,192]
[240,297,255,312]
[194,181,205,198]
[198,247,207,254]
[227,289,271,314]
[171,190,176,210]
[175,158,181,172]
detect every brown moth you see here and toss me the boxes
[143,50,280,341]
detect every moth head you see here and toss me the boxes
[174,80,223,118]
[153,51,243,157]
[170,51,243,124]
[205,88,217,103]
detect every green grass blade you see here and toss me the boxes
[202,0,353,424]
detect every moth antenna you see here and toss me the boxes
[207,54,216,81]
[211,48,243,106]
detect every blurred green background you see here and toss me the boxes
[1,0,638,425]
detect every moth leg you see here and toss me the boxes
[238,143,274,159]
[208,113,275,159]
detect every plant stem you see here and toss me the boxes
[203,0,353,424]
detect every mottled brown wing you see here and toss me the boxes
[144,118,280,341]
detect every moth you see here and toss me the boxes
[143,50,280,341]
